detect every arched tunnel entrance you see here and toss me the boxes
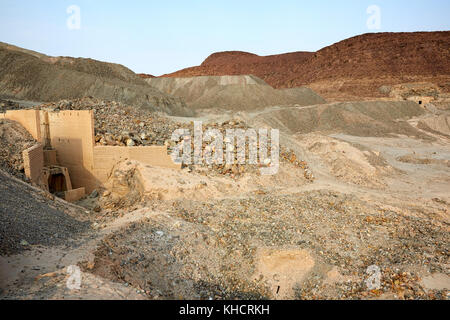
[43,166,73,198]
[48,173,68,194]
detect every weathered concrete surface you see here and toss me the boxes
[3,109,180,193]
[22,143,43,187]
[0,43,192,116]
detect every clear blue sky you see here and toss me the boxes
[0,0,449,75]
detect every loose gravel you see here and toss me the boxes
[0,170,91,255]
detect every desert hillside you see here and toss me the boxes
[0,42,192,116]
[1,31,449,302]
[145,75,326,111]
[162,51,314,88]
[161,32,450,100]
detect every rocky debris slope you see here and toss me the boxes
[0,119,36,180]
[0,40,144,85]
[162,32,450,99]
[50,56,144,85]
[417,115,450,138]
[145,75,326,111]
[0,43,192,116]
[0,169,91,255]
[32,98,313,179]
[86,190,449,300]
[0,266,147,300]
[252,101,430,139]
[79,154,312,216]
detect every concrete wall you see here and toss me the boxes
[65,187,86,202]
[47,110,98,192]
[3,109,180,194]
[93,146,180,184]
[2,110,41,140]
[22,143,44,186]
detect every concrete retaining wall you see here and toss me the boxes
[47,110,97,192]
[22,143,44,186]
[4,109,180,194]
[93,146,181,184]
[2,110,41,140]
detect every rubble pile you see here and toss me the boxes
[36,97,178,147]
[29,98,313,179]
[0,99,21,113]
[0,119,36,180]
[169,119,313,179]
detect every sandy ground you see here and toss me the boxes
[1,101,449,300]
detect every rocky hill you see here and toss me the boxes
[0,42,192,116]
[145,75,326,111]
[138,73,156,79]
[161,32,450,100]
[162,50,313,88]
